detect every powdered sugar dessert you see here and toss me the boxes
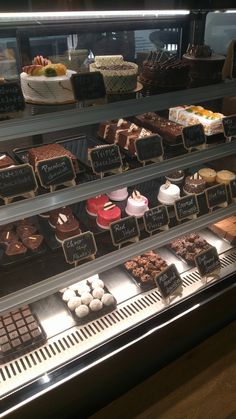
[158,181,180,205]
[125,190,149,218]
[20,55,76,104]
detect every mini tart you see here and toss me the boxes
[96,202,121,230]
[216,170,236,185]
[198,168,216,184]
[86,195,109,217]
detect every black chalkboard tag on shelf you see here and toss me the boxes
[195,246,221,283]
[110,216,140,248]
[182,124,206,151]
[143,205,169,234]
[205,184,228,210]
[62,231,97,266]
[36,156,76,192]
[89,144,122,177]
[0,81,25,114]
[174,194,199,221]
[71,72,106,101]
[155,264,182,302]
[229,179,236,202]
[222,115,236,141]
[0,163,38,205]
[134,134,164,165]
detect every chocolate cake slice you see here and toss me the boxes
[28,143,79,173]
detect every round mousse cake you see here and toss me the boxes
[20,55,76,104]
[198,168,216,184]
[55,214,80,243]
[96,202,121,230]
[216,170,235,185]
[86,195,109,217]
[158,181,180,205]
[125,190,149,218]
[108,188,128,202]
[183,173,206,195]
[165,170,185,185]
[49,206,73,228]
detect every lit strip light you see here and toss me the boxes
[225,9,236,13]
[0,10,190,20]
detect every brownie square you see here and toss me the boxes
[12,313,22,321]
[9,330,19,340]
[16,319,25,328]
[25,315,34,324]
[6,323,16,333]
[21,333,31,343]
[1,343,11,353]
[19,326,28,335]
[0,335,9,345]
[3,317,13,326]
[11,338,21,348]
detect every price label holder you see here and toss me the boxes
[205,184,228,211]
[174,194,199,221]
[0,81,25,115]
[36,156,76,192]
[155,264,183,305]
[229,179,236,203]
[0,164,38,204]
[110,216,140,249]
[62,231,97,267]
[71,72,106,103]
[134,134,164,166]
[89,144,123,178]
[143,205,169,235]
[195,246,221,284]
[222,115,236,142]
[182,124,206,152]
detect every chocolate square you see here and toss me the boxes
[0,328,5,337]
[21,333,31,343]
[3,317,13,326]
[12,313,22,321]
[31,329,41,338]
[0,335,9,345]
[16,319,25,328]
[22,309,31,317]
[25,315,34,324]
[9,330,19,340]
[6,323,16,333]
[1,343,11,353]
[11,338,21,348]
[19,326,28,335]
[28,322,37,331]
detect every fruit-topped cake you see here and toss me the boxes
[96,202,121,229]
[55,213,80,243]
[20,55,76,104]
[86,195,109,217]
[125,190,149,218]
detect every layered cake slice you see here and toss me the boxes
[133,113,183,144]
[28,143,79,173]
[209,216,236,244]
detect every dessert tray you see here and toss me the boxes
[168,233,212,267]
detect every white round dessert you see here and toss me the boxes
[108,188,128,202]
[92,287,105,299]
[69,282,82,291]
[158,183,180,205]
[62,289,76,302]
[102,293,115,306]
[89,299,103,312]
[75,304,89,318]
[125,192,149,218]
[81,292,93,305]
[67,297,82,311]
[59,288,67,293]
[77,284,91,296]
[91,279,104,289]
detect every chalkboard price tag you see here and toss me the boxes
[195,246,221,278]
[110,216,140,247]
[222,115,236,139]
[0,82,25,114]
[155,264,182,299]
[71,72,106,101]
[36,156,76,189]
[89,144,122,175]
[205,184,228,210]
[174,194,199,221]
[182,124,206,150]
[143,205,169,234]
[229,179,236,202]
[62,231,97,265]
[134,134,164,163]
[0,163,37,203]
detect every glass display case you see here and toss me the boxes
[1,8,236,419]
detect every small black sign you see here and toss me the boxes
[222,115,236,138]
[71,72,106,101]
[229,179,236,200]
[0,164,37,198]
[182,124,206,150]
[134,134,163,163]
[155,264,182,299]
[36,156,75,188]
[195,246,221,277]
[110,216,140,246]
[174,194,199,221]
[143,205,169,233]
[205,184,228,209]
[89,144,122,174]
[62,231,97,264]
[0,82,25,113]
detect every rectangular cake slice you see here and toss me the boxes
[28,143,79,173]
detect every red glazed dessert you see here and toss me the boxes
[86,195,109,217]
[55,214,80,243]
[49,206,73,228]
[96,202,121,230]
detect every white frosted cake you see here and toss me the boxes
[125,190,149,217]
[108,188,128,201]
[169,105,224,135]
[90,55,138,93]
[158,181,180,205]
[20,55,76,104]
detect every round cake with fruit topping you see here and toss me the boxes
[20,55,76,104]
